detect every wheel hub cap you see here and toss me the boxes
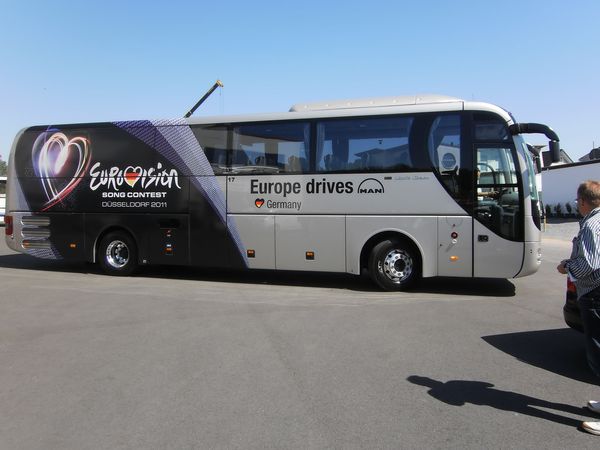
[106,240,129,269]
[382,249,413,283]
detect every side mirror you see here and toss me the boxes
[549,141,561,163]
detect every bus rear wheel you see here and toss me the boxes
[368,239,420,291]
[98,231,138,276]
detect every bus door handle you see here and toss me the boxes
[478,235,489,242]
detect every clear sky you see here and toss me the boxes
[1,0,598,162]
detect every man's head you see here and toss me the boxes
[577,180,600,215]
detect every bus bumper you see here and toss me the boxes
[515,242,542,277]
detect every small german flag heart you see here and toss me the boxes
[124,166,142,188]
[255,198,264,208]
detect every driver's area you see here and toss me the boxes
[475,146,521,240]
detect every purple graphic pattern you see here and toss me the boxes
[114,119,247,266]
[28,247,62,260]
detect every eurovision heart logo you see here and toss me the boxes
[32,131,91,211]
[255,198,264,208]
[124,166,143,188]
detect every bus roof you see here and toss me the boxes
[17,95,514,130]
[183,94,513,126]
[289,94,462,112]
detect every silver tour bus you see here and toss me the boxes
[4,94,560,290]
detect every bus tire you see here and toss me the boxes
[368,239,420,291]
[98,231,138,276]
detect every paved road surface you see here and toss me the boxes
[0,225,597,449]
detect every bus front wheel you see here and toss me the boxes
[368,240,420,291]
[98,231,138,276]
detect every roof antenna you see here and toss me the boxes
[184,80,224,118]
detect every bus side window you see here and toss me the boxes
[316,117,414,173]
[428,115,461,195]
[232,122,310,174]
[473,114,510,141]
[475,146,521,240]
[191,125,229,174]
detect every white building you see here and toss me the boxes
[541,159,600,212]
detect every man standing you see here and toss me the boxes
[557,180,600,435]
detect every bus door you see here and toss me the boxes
[428,114,473,277]
[473,145,524,277]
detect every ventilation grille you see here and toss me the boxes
[21,216,51,249]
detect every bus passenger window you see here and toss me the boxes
[428,115,461,196]
[316,117,414,172]
[191,125,229,174]
[231,122,310,174]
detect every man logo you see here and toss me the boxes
[357,178,384,194]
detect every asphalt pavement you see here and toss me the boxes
[542,218,579,242]
[0,224,598,449]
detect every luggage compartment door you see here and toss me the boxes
[230,214,275,269]
[276,215,345,272]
